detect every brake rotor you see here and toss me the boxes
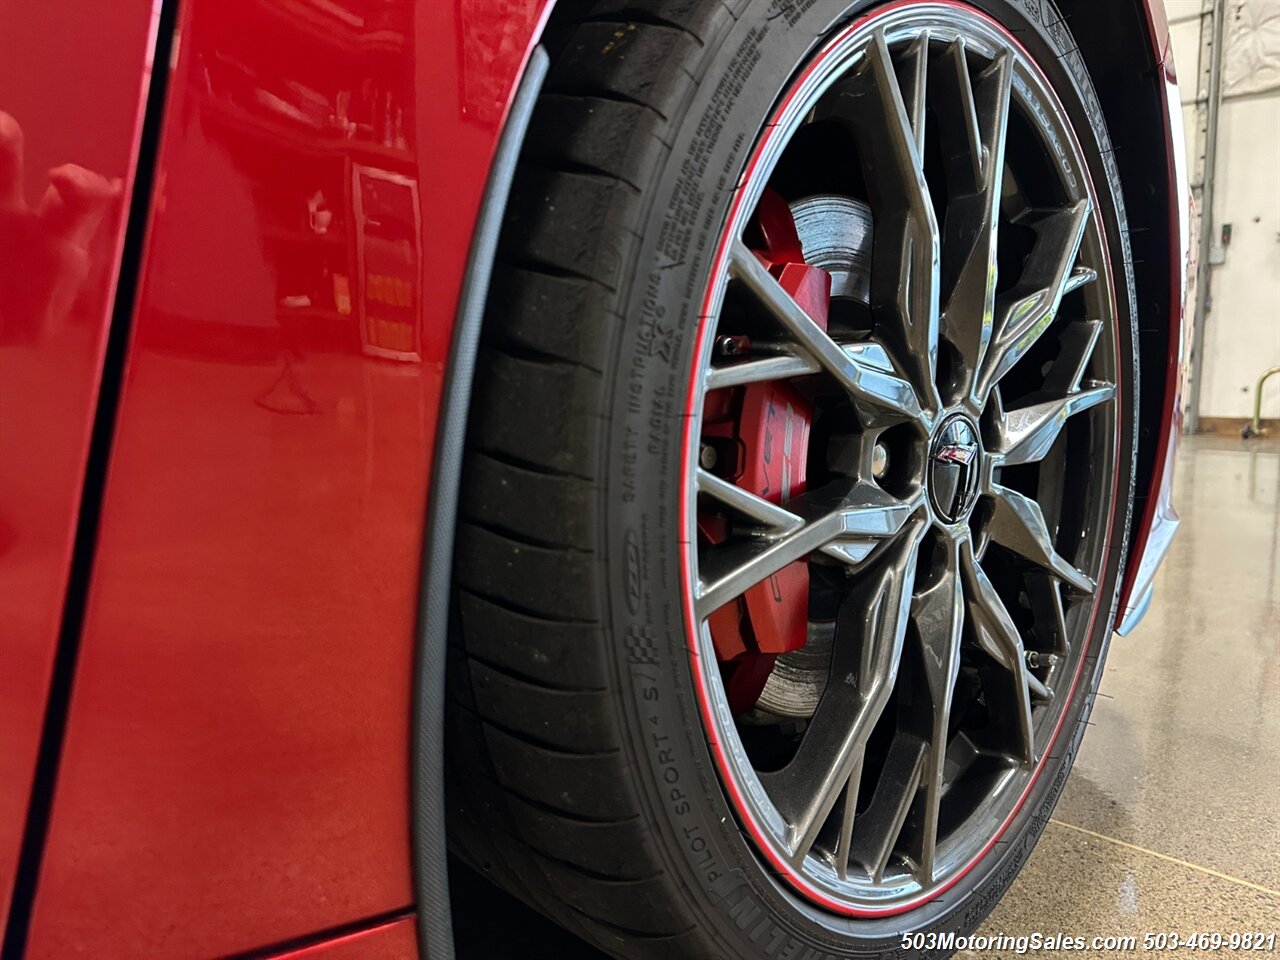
[789,194,873,304]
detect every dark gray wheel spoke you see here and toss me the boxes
[960,538,1044,765]
[935,50,1012,402]
[1043,318,1103,396]
[728,241,923,421]
[706,351,820,390]
[898,30,930,154]
[759,517,928,861]
[992,313,1114,465]
[829,31,941,412]
[995,384,1115,466]
[987,484,1095,594]
[1026,574,1071,658]
[909,534,964,882]
[936,39,985,190]
[976,200,1092,403]
[847,731,927,880]
[1063,265,1098,296]
[834,761,863,881]
[696,467,804,535]
[706,340,897,391]
[696,480,921,619]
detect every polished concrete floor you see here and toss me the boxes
[959,434,1280,956]
[453,435,1280,958]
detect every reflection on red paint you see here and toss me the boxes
[21,1,548,957]
[0,0,157,922]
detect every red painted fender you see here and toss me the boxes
[17,2,552,958]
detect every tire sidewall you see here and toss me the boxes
[600,1,1139,956]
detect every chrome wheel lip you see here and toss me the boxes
[678,2,1124,917]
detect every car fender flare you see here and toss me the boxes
[411,41,551,960]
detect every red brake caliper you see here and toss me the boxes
[700,190,831,715]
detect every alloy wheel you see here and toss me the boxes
[684,4,1121,913]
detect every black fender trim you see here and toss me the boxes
[411,45,550,960]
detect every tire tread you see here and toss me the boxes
[447,4,732,952]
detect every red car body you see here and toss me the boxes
[0,2,1185,958]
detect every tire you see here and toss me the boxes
[446,1,1139,958]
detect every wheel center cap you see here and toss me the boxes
[928,414,983,524]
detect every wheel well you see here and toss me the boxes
[1058,0,1177,567]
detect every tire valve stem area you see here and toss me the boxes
[699,190,831,715]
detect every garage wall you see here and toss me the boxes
[1167,0,1280,424]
